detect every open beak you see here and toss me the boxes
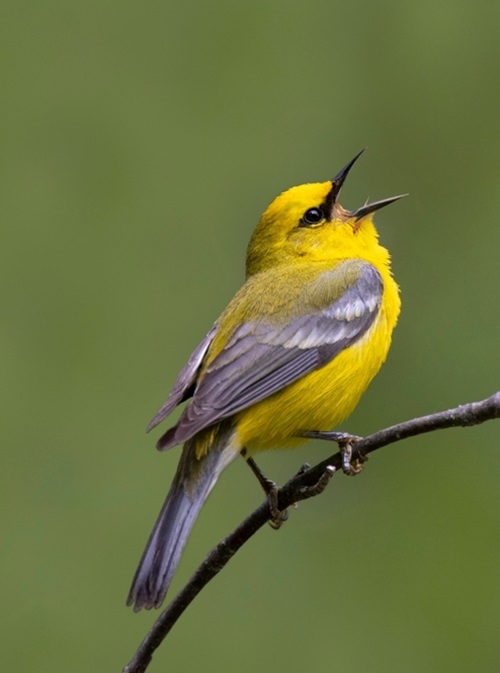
[326,150,407,221]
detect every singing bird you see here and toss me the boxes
[127,151,402,611]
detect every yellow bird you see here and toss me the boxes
[127,151,402,611]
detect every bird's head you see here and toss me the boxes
[246,150,405,277]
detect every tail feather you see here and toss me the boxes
[127,424,239,611]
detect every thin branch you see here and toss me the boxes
[123,392,500,673]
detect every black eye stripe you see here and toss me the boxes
[300,207,325,227]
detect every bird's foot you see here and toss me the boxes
[302,430,366,476]
[243,453,288,528]
[265,479,289,529]
[335,433,367,476]
[299,465,336,499]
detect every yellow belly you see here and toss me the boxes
[235,310,394,453]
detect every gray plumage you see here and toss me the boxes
[127,422,237,611]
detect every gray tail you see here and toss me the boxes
[127,424,238,611]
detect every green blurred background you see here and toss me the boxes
[2,0,500,671]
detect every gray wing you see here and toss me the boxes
[146,324,218,432]
[157,263,383,450]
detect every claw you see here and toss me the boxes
[294,462,311,477]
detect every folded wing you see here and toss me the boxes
[156,261,383,450]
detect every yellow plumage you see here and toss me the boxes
[127,154,402,611]
[220,181,401,451]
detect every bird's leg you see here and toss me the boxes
[303,431,367,476]
[242,450,288,529]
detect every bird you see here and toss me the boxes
[127,150,403,611]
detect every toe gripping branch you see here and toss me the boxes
[302,431,368,476]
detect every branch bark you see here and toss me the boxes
[123,391,500,673]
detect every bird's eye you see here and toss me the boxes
[300,207,325,227]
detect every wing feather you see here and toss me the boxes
[146,324,218,432]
